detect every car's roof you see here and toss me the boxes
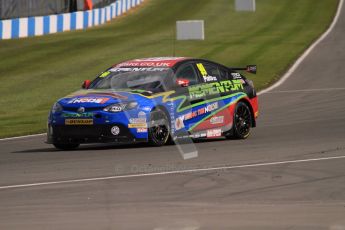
[115,57,190,68]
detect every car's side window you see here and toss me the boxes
[217,67,243,81]
[204,63,221,81]
[196,62,227,83]
[175,63,199,86]
[219,67,230,81]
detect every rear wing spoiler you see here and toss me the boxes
[230,65,257,74]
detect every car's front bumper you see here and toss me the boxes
[47,107,151,144]
[47,123,147,144]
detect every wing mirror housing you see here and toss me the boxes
[176,78,190,87]
[82,80,91,89]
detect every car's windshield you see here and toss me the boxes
[90,67,174,92]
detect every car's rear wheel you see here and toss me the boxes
[231,102,252,139]
[53,143,80,150]
[148,109,170,146]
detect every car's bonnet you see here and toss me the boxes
[58,89,141,108]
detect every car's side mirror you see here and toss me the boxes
[176,78,190,87]
[82,80,91,89]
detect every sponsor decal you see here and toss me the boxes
[134,57,183,61]
[77,107,85,113]
[179,102,219,122]
[137,128,148,133]
[128,123,147,128]
[138,111,146,118]
[203,75,217,82]
[204,102,219,113]
[130,118,147,124]
[116,57,185,68]
[182,112,197,121]
[99,71,111,78]
[231,72,241,79]
[68,97,109,104]
[191,133,201,138]
[174,117,185,130]
[207,129,222,138]
[175,132,207,139]
[108,105,123,112]
[188,80,244,99]
[129,112,147,127]
[210,116,224,124]
[110,67,166,72]
[196,63,208,76]
[62,112,94,118]
[200,133,207,138]
[65,119,93,125]
[117,62,171,67]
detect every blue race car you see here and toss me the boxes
[47,57,258,150]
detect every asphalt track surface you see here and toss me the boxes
[1,4,345,230]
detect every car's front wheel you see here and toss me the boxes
[53,143,80,150]
[148,108,170,146]
[231,102,252,139]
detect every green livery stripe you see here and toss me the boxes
[175,92,245,113]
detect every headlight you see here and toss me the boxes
[52,102,63,113]
[103,101,138,113]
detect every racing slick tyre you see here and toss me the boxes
[230,102,252,139]
[53,143,80,150]
[148,108,170,146]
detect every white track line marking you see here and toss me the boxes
[1,155,345,190]
[258,0,344,95]
[267,87,345,94]
[0,133,45,142]
[1,0,343,141]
